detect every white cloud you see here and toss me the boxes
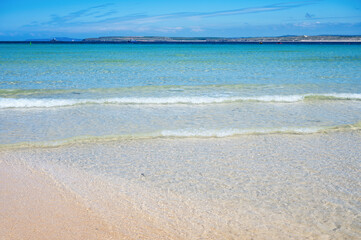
[156,27,183,33]
[294,21,321,28]
[191,27,204,32]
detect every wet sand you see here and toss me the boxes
[1,131,361,239]
[0,160,127,240]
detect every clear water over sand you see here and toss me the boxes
[1,43,361,145]
[0,43,360,239]
[1,131,360,239]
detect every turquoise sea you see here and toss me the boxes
[1,43,361,238]
[0,43,360,145]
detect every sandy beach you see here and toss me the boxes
[0,159,127,240]
[1,0,361,237]
[1,131,360,239]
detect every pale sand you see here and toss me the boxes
[0,160,125,240]
[0,159,186,240]
[0,158,284,240]
[1,131,360,239]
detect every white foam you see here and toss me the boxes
[320,93,361,99]
[94,96,305,104]
[0,98,88,108]
[242,95,304,102]
[161,127,321,137]
[0,93,360,108]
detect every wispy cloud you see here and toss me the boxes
[155,26,184,33]
[294,21,321,27]
[303,15,361,21]
[117,1,321,24]
[20,0,360,37]
[23,1,320,30]
[24,3,116,27]
[94,10,118,18]
[201,21,361,37]
[192,1,320,18]
[191,27,204,32]
[305,12,315,19]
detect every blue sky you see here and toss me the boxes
[0,0,360,40]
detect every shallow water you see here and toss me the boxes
[1,131,360,239]
[1,100,361,145]
[1,43,361,239]
[1,44,360,90]
[1,43,361,145]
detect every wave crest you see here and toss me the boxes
[160,128,322,137]
[1,123,360,149]
[0,93,360,108]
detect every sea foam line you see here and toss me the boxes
[160,127,323,137]
[161,121,361,138]
[0,93,360,108]
[2,123,360,149]
[0,128,318,149]
[0,96,298,108]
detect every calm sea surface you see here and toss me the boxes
[1,43,361,238]
[0,43,360,145]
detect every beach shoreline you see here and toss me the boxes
[0,159,127,240]
[1,131,360,239]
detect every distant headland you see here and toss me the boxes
[2,35,361,43]
[82,35,361,43]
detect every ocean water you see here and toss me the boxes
[1,43,361,238]
[0,43,361,145]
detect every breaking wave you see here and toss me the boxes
[0,93,360,108]
[1,123,360,149]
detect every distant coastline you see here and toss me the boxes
[82,35,361,43]
[1,35,361,44]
